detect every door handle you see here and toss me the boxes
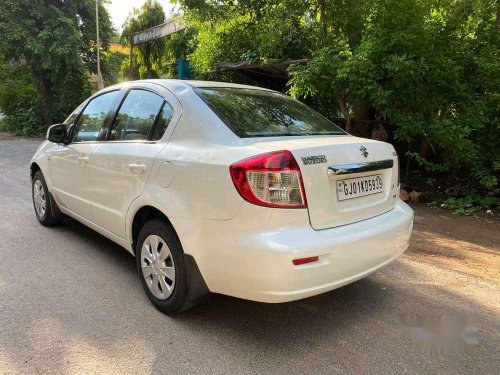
[128,163,147,173]
[77,156,89,165]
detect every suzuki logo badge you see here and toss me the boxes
[360,146,368,158]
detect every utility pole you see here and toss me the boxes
[96,0,104,90]
[129,38,134,81]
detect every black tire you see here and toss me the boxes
[32,170,62,226]
[135,219,189,314]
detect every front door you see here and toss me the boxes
[48,90,121,220]
[90,88,178,238]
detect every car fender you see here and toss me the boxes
[30,141,53,188]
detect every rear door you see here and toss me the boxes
[48,90,120,220]
[89,86,180,238]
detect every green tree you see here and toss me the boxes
[0,0,114,133]
[121,0,166,79]
[179,0,312,73]
[178,0,499,191]
[289,0,499,188]
[102,50,129,84]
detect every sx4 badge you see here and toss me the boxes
[301,155,327,165]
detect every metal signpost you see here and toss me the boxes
[129,18,187,80]
[131,19,186,46]
[96,0,104,90]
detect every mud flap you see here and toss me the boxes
[182,254,211,310]
[49,192,63,220]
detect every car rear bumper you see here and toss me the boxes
[174,200,413,303]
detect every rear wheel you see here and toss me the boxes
[136,219,189,314]
[32,171,62,226]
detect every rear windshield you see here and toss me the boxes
[194,87,346,138]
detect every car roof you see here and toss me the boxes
[108,79,274,93]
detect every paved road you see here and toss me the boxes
[0,138,499,374]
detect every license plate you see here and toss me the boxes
[336,174,384,201]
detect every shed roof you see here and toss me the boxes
[212,58,309,91]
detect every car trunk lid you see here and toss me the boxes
[245,136,399,229]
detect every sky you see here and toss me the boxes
[105,0,178,31]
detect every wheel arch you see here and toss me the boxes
[129,205,179,255]
[129,204,211,304]
[30,162,41,179]
[30,157,52,189]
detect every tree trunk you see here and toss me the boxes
[345,0,374,137]
[337,97,352,133]
[420,136,430,160]
[346,0,363,50]
[318,0,327,47]
[36,81,50,129]
[352,99,372,138]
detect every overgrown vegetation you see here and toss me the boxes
[119,1,194,80]
[429,194,500,215]
[120,0,167,79]
[0,0,113,134]
[176,0,499,208]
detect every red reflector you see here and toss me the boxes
[292,256,319,266]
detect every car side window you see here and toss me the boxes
[150,102,174,141]
[72,91,120,143]
[109,90,164,141]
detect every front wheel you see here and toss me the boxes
[136,219,189,314]
[32,171,62,226]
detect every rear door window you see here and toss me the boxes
[72,91,120,142]
[109,90,164,141]
[150,102,174,141]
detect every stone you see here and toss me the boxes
[400,188,410,201]
[409,191,422,202]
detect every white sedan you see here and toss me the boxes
[30,80,413,313]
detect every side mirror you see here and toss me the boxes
[46,124,67,143]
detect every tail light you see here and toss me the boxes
[230,150,307,208]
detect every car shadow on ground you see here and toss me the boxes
[58,214,398,323]
[57,214,496,347]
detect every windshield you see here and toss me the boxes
[195,87,346,138]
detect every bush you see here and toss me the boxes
[287,0,499,194]
[439,194,499,216]
[103,50,129,85]
[0,75,44,136]
[0,0,113,134]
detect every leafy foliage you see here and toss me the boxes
[181,0,312,74]
[438,194,499,215]
[121,0,167,79]
[119,2,197,80]
[0,0,113,133]
[102,49,129,85]
[178,0,500,194]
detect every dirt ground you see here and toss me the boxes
[409,204,499,285]
[405,205,500,341]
